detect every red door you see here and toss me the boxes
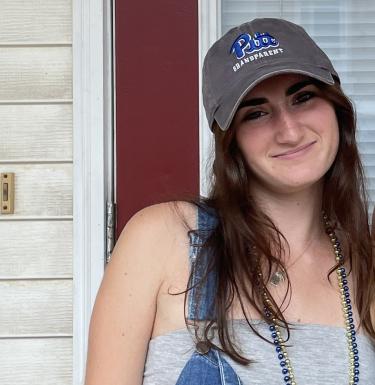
[115,0,200,238]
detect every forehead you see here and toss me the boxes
[244,73,312,99]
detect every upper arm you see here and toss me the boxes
[84,203,177,385]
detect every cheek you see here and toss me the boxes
[235,127,269,158]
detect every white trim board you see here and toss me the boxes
[198,0,221,197]
[73,0,114,383]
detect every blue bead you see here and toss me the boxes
[354,369,359,375]
[352,336,356,342]
[345,292,350,298]
[272,332,277,338]
[352,342,357,349]
[346,298,351,304]
[280,360,286,367]
[349,324,355,330]
[342,273,347,278]
[284,376,290,382]
[276,346,282,353]
[351,330,356,336]
[344,286,349,292]
[274,339,280,345]
[354,355,359,361]
[343,279,348,285]
[348,311,353,317]
[354,376,359,382]
[282,368,288,374]
[354,362,360,368]
[269,325,276,331]
[348,317,353,323]
[278,353,284,360]
[347,304,352,310]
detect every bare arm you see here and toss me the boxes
[84,204,174,385]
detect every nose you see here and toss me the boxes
[274,107,304,145]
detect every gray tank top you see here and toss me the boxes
[143,320,375,384]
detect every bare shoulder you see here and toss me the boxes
[114,201,196,260]
[105,201,197,299]
[119,201,196,239]
[85,201,197,385]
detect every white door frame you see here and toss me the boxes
[198,0,221,196]
[72,0,114,383]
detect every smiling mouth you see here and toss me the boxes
[272,141,317,158]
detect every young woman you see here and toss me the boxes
[84,18,375,385]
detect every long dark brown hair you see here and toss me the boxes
[185,80,375,364]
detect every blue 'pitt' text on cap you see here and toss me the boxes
[230,32,279,59]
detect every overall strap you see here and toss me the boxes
[187,205,218,321]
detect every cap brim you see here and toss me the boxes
[215,63,335,131]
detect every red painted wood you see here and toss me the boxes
[115,1,199,238]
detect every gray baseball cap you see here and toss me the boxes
[203,18,340,131]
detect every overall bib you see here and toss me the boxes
[175,206,243,385]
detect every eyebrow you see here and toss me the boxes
[237,79,316,110]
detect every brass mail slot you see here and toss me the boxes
[1,172,15,214]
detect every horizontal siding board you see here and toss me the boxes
[0,0,74,382]
[0,338,72,385]
[0,0,71,43]
[0,47,72,100]
[0,164,72,216]
[0,280,72,336]
[0,221,72,277]
[0,104,72,160]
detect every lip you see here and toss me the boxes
[272,141,317,159]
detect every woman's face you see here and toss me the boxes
[232,74,339,195]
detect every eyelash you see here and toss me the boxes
[242,90,317,122]
[294,91,316,104]
[244,110,266,121]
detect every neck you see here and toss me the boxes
[251,182,325,259]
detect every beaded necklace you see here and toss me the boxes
[258,214,360,385]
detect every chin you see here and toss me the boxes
[270,176,324,195]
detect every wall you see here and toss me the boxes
[0,1,73,384]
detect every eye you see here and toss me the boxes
[294,91,315,104]
[244,110,267,121]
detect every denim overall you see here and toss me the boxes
[175,206,243,385]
